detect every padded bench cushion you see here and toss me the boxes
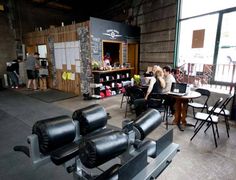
[83,128,114,139]
[50,142,80,165]
[79,131,128,168]
[50,128,115,165]
[32,115,76,154]
[134,109,162,140]
[72,104,107,135]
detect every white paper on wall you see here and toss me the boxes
[70,73,75,80]
[75,60,80,67]
[54,48,62,69]
[54,41,80,70]
[65,48,71,70]
[76,66,81,73]
[75,59,81,73]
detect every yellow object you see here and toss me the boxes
[0,5,4,11]
[62,72,67,80]
[67,72,72,80]
[133,75,141,85]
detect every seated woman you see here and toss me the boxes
[145,66,165,100]
[134,66,166,116]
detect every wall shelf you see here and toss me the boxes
[92,68,132,97]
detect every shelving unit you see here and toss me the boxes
[92,68,132,97]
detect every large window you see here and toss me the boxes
[178,14,218,66]
[177,0,236,84]
[215,11,236,83]
[181,0,236,19]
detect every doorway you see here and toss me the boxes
[128,43,139,75]
[103,41,122,66]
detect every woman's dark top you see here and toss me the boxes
[150,78,163,95]
[151,79,162,94]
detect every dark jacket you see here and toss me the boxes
[6,60,19,74]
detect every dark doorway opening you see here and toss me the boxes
[103,41,121,66]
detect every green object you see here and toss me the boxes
[92,60,100,70]
[133,75,141,85]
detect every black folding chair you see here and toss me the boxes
[148,93,169,129]
[124,86,145,117]
[208,94,233,137]
[120,86,130,109]
[190,97,223,148]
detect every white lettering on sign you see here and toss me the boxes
[102,29,122,39]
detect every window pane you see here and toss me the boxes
[215,11,236,83]
[178,14,218,67]
[181,0,236,19]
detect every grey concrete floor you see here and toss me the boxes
[54,93,236,180]
[1,88,236,180]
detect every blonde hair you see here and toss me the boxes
[154,67,165,88]
[154,66,164,78]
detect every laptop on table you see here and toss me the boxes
[168,82,187,96]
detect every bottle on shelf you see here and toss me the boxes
[131,77,134,86]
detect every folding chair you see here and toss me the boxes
[208,94,233,137]
[120,86,130,109]
[188,88,211,127]
[190,97,223,148]
[124,86,145,117]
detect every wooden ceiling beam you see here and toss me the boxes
[47,2,72,10]
[31,0,72,10]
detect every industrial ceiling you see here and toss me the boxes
[30,0,131,21]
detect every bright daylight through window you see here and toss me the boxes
[177,0,236,84]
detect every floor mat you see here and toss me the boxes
[27,89,77,103]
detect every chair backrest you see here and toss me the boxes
[208,97,224,115]
[195,88,211,106]
[205,97,224,122]
[218,94,234,115]
[147,93,166,109]
[128,86,145,104]
[195,88,211,97]
[220,94,234,109]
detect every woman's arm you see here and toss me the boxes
[145,77,156,100]
[158,77,166,88]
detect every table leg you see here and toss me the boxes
[181,99,188,125]
[173,99,181,125]
[181,99,195,129]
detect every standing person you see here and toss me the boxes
[162,65,176,117]
[6,57,21,89]
[104,52,112,66]
[26,52,39,90]
[35,55,41,88]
